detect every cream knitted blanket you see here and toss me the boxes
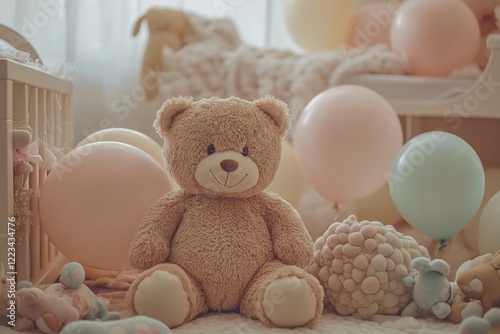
[159,14,408,129]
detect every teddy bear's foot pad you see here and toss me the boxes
[263,276,317,327]
[133,271,190,327]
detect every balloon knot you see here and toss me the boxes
[438,239,447,251]
[332,202,340,212]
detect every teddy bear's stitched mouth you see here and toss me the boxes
[210,170,248,188]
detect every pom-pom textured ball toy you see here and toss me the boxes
[309,215,430,318]
[390,0,481,77]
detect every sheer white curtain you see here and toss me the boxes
[0,0,296,144]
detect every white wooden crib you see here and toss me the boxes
[0,25,73,285]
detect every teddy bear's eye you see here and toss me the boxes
[242,146,249,157]
[207,144,215,155]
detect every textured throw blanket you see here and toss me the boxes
[159,14,408,130]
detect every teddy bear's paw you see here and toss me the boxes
[263,276,318,328]
[132,271,190,328]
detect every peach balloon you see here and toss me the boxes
[390,0,481,76]
[266,140,304,208]
[285,0,353,52]
[294,85,403,204]
[77,128,165,169]
[345,2,399,48]
[39,142,174,270]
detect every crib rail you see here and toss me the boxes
[0,58,73,284]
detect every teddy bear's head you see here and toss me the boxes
[456,250,500,311]
[154,95,289,198]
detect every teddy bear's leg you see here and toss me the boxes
[448,301,484,324]
[240,261,323,328]
[126,263,207,328]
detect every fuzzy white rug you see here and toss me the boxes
[1,312,459,334]
[172,313,458,334]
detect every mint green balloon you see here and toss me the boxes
[389,131,485,240]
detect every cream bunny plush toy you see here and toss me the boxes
[132,7,197,100]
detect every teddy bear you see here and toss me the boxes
[126,95,324,329]
[132,7,197,100]
[401,257,459,320]
[448,250,500,324]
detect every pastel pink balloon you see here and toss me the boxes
[390,0,480,77]
[39,142,174,270]
[294,85,403,204]
[346,2,399,48]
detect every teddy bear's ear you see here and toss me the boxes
[253,95,290,137]
[132,14,146,37]
[154,96,194,138]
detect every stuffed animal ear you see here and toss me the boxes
[154,96,194,138]
[492,250,500,269]
[182,13,197,38]
[132,14,146,37]
[253,95,290,137]
[18,288,43,305]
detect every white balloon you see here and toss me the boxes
[479,191,500,255]
[463,168,500,252]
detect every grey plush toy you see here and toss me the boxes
[402,257,456,319]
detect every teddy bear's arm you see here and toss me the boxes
[129,189,190,270]
[260,193,313,268]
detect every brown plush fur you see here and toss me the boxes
[127,96,323,328]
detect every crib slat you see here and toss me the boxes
[54,93,62,152]
[12,84,28,126]
[0,79,14,276]
[38,89,49,270]
[47,91,55,152]
[12,83,30,281]
[29,87,40,278]
[63,94,73,152]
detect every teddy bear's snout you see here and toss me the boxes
[220,159,239,173]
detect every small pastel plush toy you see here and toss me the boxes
[449,250,500,324]
[61,315,172,334]
[14,262,120,333]
[402,257,457,320]
[15,287,80,333]
[126,95,324,328]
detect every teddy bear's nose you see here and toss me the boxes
[220,159,239,173]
